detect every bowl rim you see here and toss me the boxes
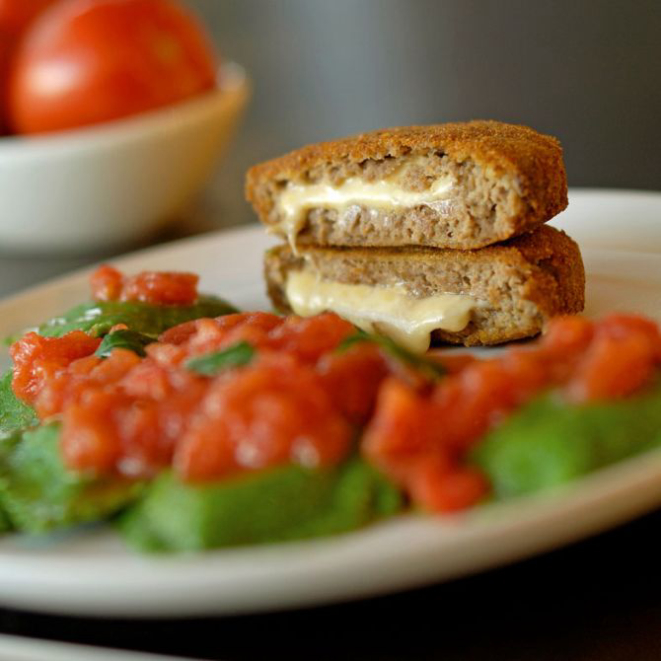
[0,62,249,154]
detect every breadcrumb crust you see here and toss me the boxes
[246,121,568,250]
[264,225,585,347]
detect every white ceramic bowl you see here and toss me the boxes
[0,63,249,253]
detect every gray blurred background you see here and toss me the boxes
[187,0,661,227]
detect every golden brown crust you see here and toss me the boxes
[502,224,586,320]
[264,225,585,347]
[246,120,568,248]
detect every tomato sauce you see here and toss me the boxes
[10,331,102,404]
[11,309,386,483]
[10,264,661,518]
[363,314,661,512]
[90,265,199,306]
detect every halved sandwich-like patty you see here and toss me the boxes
[247,121,568,251]
[264,225,585,349]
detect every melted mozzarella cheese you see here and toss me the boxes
[274,174,453,250]
[285,271,478,353]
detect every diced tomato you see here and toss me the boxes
[408,458,489,513]
[34,348,142,419]
[429,359,523,453]
[211,311,284,337]
[121,271,199,306]
[35,354,100,419]
[541,315,594,356]
[157,319,200,345]
[175,355,353,481]
[15,295,661,516]
[362,365,511,507]
[145,342,187,368]
[150,381,209,449]
[89,265,199,305]
[117,358,176,400]
[159,312,284,353]
[425,351,478,375]
[92,348,144,383]
[68,355,102,377]
[170,317,229,356]
[10,331,101,404]
[564,313,661,403]
[62,390,125,474]
[15,309,366,481]
[201,314,283,355]
[597,313,661,354]
[90,265,124,302]
[568,332,658,403]
[362,378,433,479]
[363,380,491,512]
[363,312,661,512]
[317,343,388,426]
[158,311,353,364]
[114,400,168,476]
[60,359,209,477]
[269,313,355,362]
[498,349,550,405]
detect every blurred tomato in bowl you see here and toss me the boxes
[0,0,58,132]
[0,0,250,252]
[0,0,58,34]
[7,0,219,135]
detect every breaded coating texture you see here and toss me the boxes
[264,225,585,347]
[247,121,568,250]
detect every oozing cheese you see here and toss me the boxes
[285,271,478,353]
[274,174,454,251]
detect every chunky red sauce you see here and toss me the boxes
[90,264,199,305]
[363,314,661,512]
[11,311,390,482]
[10,267,661,516]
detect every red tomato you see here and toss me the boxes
[317,343,388,426]
[89,264,199,305]
[121,271,199,306]
[567,332,658,404]
[0,37,10,131]
[10,330,101,403]
[89,265,124,302]
[175,355,354,482]
[0,0,57,132]
[8,0,218,134]
[409,460,489,513]
[0,0,58,34]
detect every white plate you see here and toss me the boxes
[0,188,660,618]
